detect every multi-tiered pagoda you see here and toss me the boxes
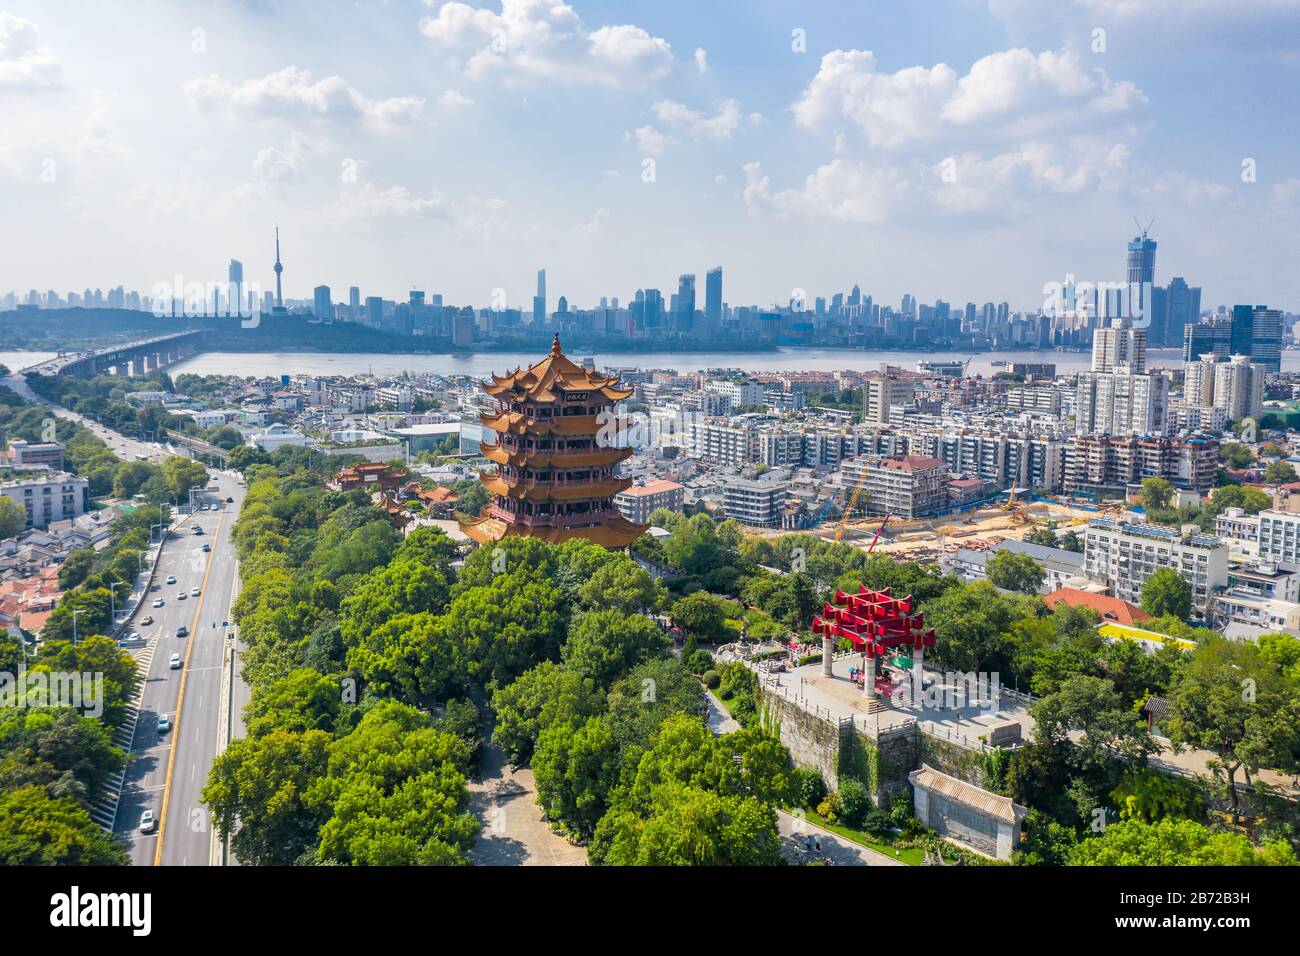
[459,335,647,549]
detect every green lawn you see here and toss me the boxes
[798,809,927,865]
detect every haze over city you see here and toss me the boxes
[2,0,1299,309]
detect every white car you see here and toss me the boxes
[139,809,157,833]
[168,653,182,669]
[165,575,176,585]
[152,598,164,608]
[190,586,201,597]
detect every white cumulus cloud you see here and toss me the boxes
[185,67,424,126]
[0,14,63,92]
[420,0,672,87]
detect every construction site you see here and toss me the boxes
[756,479,1114,565]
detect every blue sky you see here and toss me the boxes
[1,0,1298,313]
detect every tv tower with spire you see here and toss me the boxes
[272,225,286,314]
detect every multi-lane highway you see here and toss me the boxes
[5,363,251,865]
[3,368,168,464]
[113,473,246,866]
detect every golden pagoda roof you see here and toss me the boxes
[481,475,633,501]
[482,335,634,404]
[480,443,632,469]
[480,411,604,437]
[458,513,647,549]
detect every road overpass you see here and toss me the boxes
[24,330,205,379]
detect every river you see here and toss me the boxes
[3,346,1294,381]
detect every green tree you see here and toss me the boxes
[490,662,604,765]
[592,782,782,866]
[346,611,463,706]
[1164,638,1298,817]
[578,559,660,615]
[203,729,332,866]
[1140,568,1192,620]
[533,716,621,839]
[1265,459,1298,484]
[0,785,128,865]
[670,592,731,643]
[985,550,1045,594]
[1068,818,1296,866]
[1138,477,1175,511]
[161,456,209,499]
[0,496,26,538]
[307,703,479,865]
[243,668,341,738]
[561,610,669,685]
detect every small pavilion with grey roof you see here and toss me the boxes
[908,764,1028,861]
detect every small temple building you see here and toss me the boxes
[458,335,647,549]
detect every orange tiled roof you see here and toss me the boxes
[1044,587,1150,625]
[481,335,633,404]
[458,513,645,549]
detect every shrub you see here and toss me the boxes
[792,767,827,809]
[863,808,893,834]
[836,778,871,828]
[701,669,721,689]
[686,649,714,674]
[816,796,838,823]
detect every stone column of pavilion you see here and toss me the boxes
[821,634,834,677]
[862,642,876,697]
[912,641,925,703]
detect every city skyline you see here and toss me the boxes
[1,1,1298,310]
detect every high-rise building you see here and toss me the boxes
[228,259,244,315]
[705,266,722,335]
[1183,317,1232,361]
[313,285,332,321]
[1161,277,1200,347]
[862,373,915,426]
[1248,305,1283,374]
[1184,353,1264,422]
[533,269,546,324]
[1126,227,1157,323]
[1076,366,1168,436]
[365,296,383,328]
[676,274,696,334]
[1092,322,1147,372]
[348,286,360,321]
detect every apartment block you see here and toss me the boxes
[723,479,788,527]
[615,479,686,523]
[0,471,90,531]
[1082,518,1229,617]
[862,374,915,426]
[1064,434,1218,498]
[840,454,948,519]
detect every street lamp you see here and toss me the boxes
[71,608,83,647]
[109,581,126,622]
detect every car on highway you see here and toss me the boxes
[140,615,153,625]
[152,597,164,607]
[226,496,234,502]
[191,586,201,597]
[139,809,157,833]
[126,630,142,641]
[176,625,188,637]
[149,584,161,592]
[157,715,171,734]
[168,653,181,669]
[166,575,176,584]
[202,543,211,552]
[176,591,186,600]
[192,526,203,535]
